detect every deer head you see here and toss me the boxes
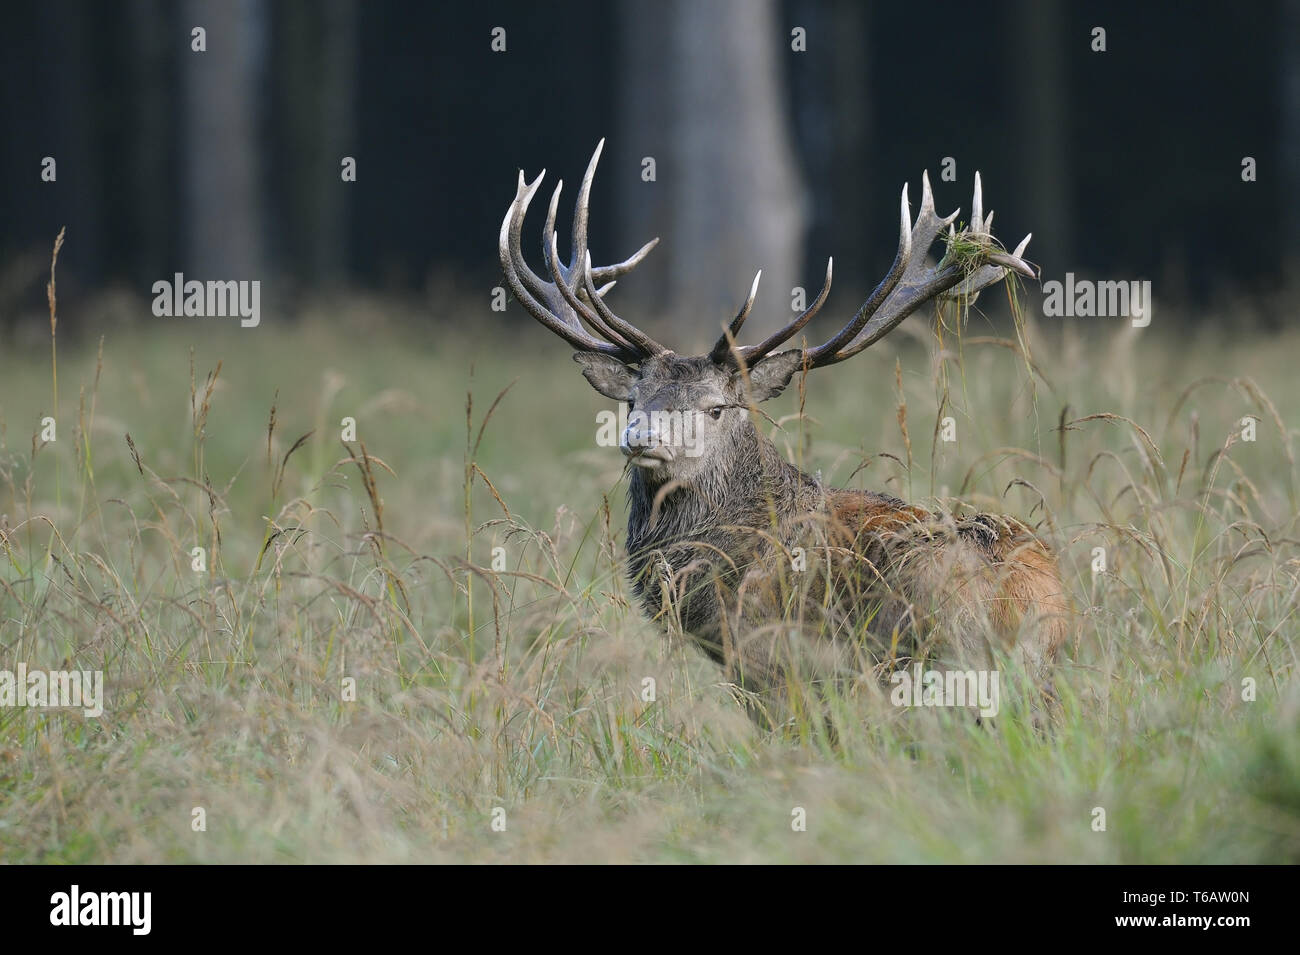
[499,140,1035,485]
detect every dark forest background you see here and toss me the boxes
[0,0,1294,339]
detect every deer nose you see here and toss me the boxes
[621,413,676,460]
[620,422,659,457]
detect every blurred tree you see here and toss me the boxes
[181,0,267,278]
[1284,0,1300,275]
[276,0,357,287]
[1015,0,1072,273]
[42,1,103,286]
[615,0,808,348]
[128,0,174,284]
[0,0,1288,328]
[789,0,872,304]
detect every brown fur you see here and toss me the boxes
[825,489,1070,681]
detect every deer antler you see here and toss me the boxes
[714,171,1035,369]
[499,139,666,360]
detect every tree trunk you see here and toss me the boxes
[1282,0,1300,295]
[1015,0,1071,273]
[181,0,267,278]
[616,0,807,351]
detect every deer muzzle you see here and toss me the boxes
[620,418,674,465]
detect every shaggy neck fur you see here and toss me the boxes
[629,420,798,535]
[624,417,823,630]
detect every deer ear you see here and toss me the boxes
[737,350,805,402]
[573,352,637,400]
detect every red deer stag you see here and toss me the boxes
[498,140,1069,722]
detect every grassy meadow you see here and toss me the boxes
[1,283,1298,864]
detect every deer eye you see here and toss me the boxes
[709,406,725,419]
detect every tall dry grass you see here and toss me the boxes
[0,263,1297,862]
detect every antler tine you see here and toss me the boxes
[544,227,639,353]
[733,258,833,365]
[708,270,762,363]
[920,168,938,220]
[568,138,604,283]
[500,172,624,355]
[498,141,664,359]
[970,170,984,233]
[542,175,565,269]
[998,233,1036,276]
[541,177,632,350]
[582,251,668,356]
[542,177,599,301]
[590,236,660,284]
[504,170,561,312]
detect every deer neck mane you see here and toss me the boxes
[625,418,817,553]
